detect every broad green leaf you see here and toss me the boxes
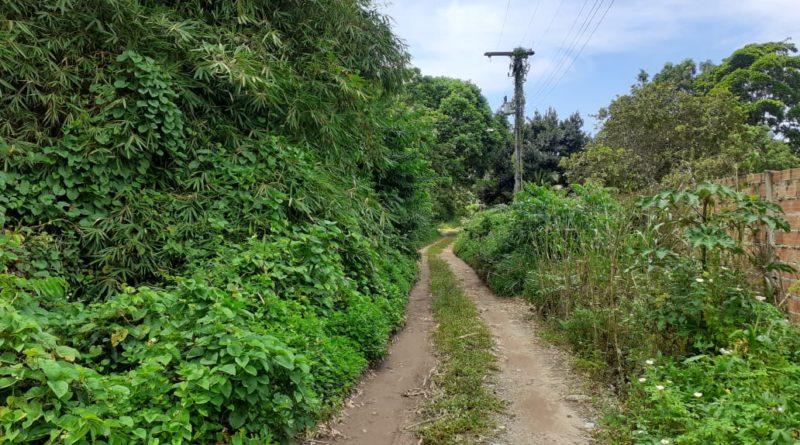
[219,364,237,375]
[47,380,70,399]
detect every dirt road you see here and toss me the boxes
[440,245,593,445]
[322,242,594,444]
[322,247,436,445]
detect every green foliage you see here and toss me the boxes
[628,312,800,444]
[522,109,587,184]
[455,184,800,443]
[697,42,800,150]
[563,42,800,191]
[642,183,789,261]
[560,144,637,191]
[0,0,434,293]
[479,108,587,204]
[1,224,416,443]
[407,75,508,221]
[0,0,435,442]
[563,82,751,191]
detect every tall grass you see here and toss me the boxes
[454,184,800,444]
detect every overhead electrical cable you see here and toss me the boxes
[532,0,603,101]
[528,0,591,95]
[537,0,567,47]
[494,0,512,49]
[519,0,541,46]
[533,0,603,97]
[535,0,615,107]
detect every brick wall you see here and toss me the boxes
[719,169,800,321]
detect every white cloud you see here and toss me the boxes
[381,0,800,99]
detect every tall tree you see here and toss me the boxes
[523,109,587,183]
[563,68,799,191]
[696,42,800,150]
[407,75,507,220]
[478,109,587,204]
[563,81,746,191]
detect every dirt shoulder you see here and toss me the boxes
[311,246,436,445]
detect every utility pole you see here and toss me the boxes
[485,48,535,194]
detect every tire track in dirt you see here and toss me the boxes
[440,245,594,445]
[313,246,436,445]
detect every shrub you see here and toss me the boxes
[0,0,435,442]
[455,183,800,443]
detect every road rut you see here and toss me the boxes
[440,245,593,445]
[322,247,435,445]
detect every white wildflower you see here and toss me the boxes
[719,348,732,355]
[661,439,671,445]
[755,295,767,302]
[695,278,705,283]
[777,406,785,413]
[656,385,665,391]
[638,377,647,383]
[645,359,655,366]
[693,392,703,398]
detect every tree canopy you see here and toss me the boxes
[698,41,800,149]
[563,41,800,192]
[407,75,508,220]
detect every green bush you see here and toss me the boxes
[455,183,800,444]
[0,0,434,442]
[1,223,418,443]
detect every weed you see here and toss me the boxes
[418,237,503,444]
[455,183,800,444]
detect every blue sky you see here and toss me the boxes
[380,0,800,132]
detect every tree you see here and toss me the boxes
[696,42,800,150]
[562,81,749,191]
[523,109,587,184]
[477,109,587,204]
[407,75,507,220]
[563,57,800,192]
[652,59,700,92]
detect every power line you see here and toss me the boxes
[537,0,567,47]
[532,0,603,101]
[535,0,608,102]
[533,0,602,98]
[519,0,541,46]
[528,0,591,95]
[494,0,512,49]
[535,0,615,107]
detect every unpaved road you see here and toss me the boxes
[322,247,436,445]
[441,245,592,445]
[322,242,594,445]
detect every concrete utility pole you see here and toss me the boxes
[485,48,535,194]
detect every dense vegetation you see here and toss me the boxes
[0,1,436,443]
[563,42,800,192]
[479,108,587,205]
[455,40,800,445]
[2,1,798,442]
[456,184,800,444]
[406,75,508,221]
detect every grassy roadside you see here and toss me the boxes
[418,237,503,444]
